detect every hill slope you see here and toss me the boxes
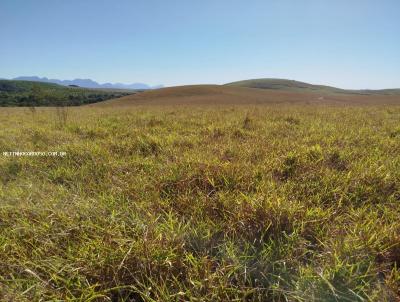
[0,80,137,106]
[226,78,400,95]
[92,84,400,107]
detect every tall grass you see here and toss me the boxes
[0,105,399,301]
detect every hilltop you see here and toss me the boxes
[226,78,400,95]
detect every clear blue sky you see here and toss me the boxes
[1,0,399,89]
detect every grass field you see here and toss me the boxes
[1,101,400,301]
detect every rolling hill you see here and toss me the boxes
[226,78,400,95]
[2,78,400,107]
[92,83,400,107]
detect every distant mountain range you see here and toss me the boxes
[10,76,163,90]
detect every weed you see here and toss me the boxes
[327,150,347,171]
[390,127,400,138]
[137,136,162,157]
[55,106,68,128]
[243,114,252,129]
[274,152,299,181]
[284,116,300,125]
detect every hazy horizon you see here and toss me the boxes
[1,0,399,89]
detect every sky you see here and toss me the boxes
[1,0,399,89]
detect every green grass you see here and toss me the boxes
[0,105,399,301]
[0,80,136,106]
[226,78,400,96]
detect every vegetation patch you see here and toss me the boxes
[0,80,136,107]
[0,105,399,301]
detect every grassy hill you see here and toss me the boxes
[91,84,400,107]
[3,79,400,108]
[0,80,137,106]
[226,78,400,95]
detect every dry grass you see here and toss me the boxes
[0,103,399,301]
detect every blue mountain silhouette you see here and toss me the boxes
[12,76,163,90]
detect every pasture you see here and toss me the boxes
[0,102,399,301]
